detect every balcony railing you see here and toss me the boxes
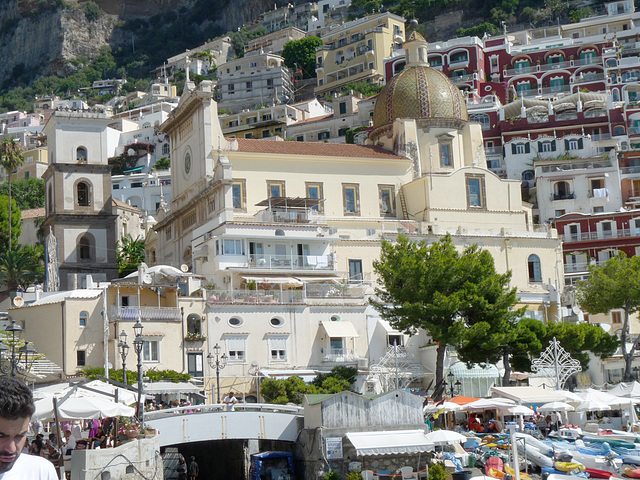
[538,158,611,173]
[485,146,503,156]
[591,133,612,141]
[323,348,358,363]
[254,209,319,224]
[109,306,181,322]
[620,166,640,174]
[563,228,637,243]
[574,73,605,84]
[206,284,365,305]
[506,65,536,76]
[247,253,335,270]
[540,85,571,94]
[564,259,608,273]
[629,126,640,135]
[449,57,469,67]
[453,74,475,83]
[551,192,576,200]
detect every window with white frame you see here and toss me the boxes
[632,218,640,235]
[226,336,247,362]
[268,335,288,361]
[222,239,245,255]
[142,340,159,362]
[79,311,88,327]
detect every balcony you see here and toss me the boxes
[506,65,536,76]
[449,57,469,67]
[629,126,640,135]
[205,284,364,305]
[574,73,605,84]
[563,228,637,243]
[247,253,335,270]
[109,306,181,322]
[564,259,608,273]
[485,146,503,156]
[551,192,576,200]
[620,166,640,174]
[452,73,475,83]
[323,347,358,363]
[591,133,612,141]
[254,209,318,224]
[540,85,571,95]
[574,56,602,67]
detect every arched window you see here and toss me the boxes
[614,125,625,135]
[79,311,88,327]
[77,234,94,262]
[528,254,542,282]
[469,113,490,129]
[162,143,170,155]
[77,182,91,206]
[553,181,571,200]
[187,314,202,336]
[76,147,87,163]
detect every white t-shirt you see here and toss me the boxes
[64,435,76,454]
[223,395,238,411]
[0,453,57,479]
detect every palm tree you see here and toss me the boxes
[117,235,146,276]
[0,250,41,292]
[0,139,25,252]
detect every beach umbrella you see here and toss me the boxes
[424,402,463,413]
[551,390,583,402]
[575,399,612,412]
[460,398,516,411]
[32,396,135,421]
[505,405,535,416]
[538,401,575,413]
[425,430,467,445]
[33,380,141,404]
[608,381,640,400]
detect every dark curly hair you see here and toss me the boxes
[0,377,35,420]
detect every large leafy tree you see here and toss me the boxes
[0,138,25,252]
[0,178,45,209]
[371,235,520,399]
[0,246,44,292]
[261,367,356,404]
[0,195,21,252]
[282,36,323,79]
[577,253,640,380]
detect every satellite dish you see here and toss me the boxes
[599,323,612,333]
[180,264,189,273]
[572,306,581,315]
[142,274,153,285]
[13,296,24,307]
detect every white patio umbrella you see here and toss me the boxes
[424,402,463,414]
[32,395,135,421]
[575,399,612,412]
[538,401,575,413]
[33,380,141,405]
[608,381,640,400]
[504,405,535,416]
[460,398,516,411]
[551,390,583,403]
[425,430,467,445]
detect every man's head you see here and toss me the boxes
[0,377,35,474]
[229,392,235,397]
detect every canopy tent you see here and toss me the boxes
[241,275,303,285]
[33,396,135,421]
[551,390,583,402]
[460,398,516,411]
[575,399,612,412]
[490,386,567,405]
[143,381,202,395]
[424,430,467,445]
[504,405,535,416]
[608,381,640,399]
[424,401,463,413]
[449,396,479,405]
[33,380,141,405]
[346,430,434,456]
[448,362,500,398]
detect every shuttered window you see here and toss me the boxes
[466,174,487,209]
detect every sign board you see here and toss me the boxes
[326,437,343,460]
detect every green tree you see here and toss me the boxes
[153,157,171,171]
[261,367,356,404]
[282,36,323,79]
[117,234,145,277]
[577,253,640,381]
[371,235,520,399]
[85,1,101,21]
[0,196,21,253]
[0,246,43,292]
[544,321,618,370]
[0,138,25,252]
[340,81,383,98]
[0,178,45,209]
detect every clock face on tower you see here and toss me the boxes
[184,152,191,175]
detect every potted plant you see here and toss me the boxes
[119,417,141,439]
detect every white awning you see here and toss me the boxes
[143,381,202,394]
[242,276,303,285]
[490,386,567,405]
[295,276,340,283]
[346,430,434,456]
[379,320,402,334]
[321,320,359,338]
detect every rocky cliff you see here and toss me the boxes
[0,0,283,88]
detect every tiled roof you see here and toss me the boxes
[233,139,407,160]
[112,198,141,212]
[21,208,45,220]
[289,113,333,126]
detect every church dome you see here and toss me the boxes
[372,32,468,129]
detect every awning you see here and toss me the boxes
[143,381,202,395]
[490,386,567,405]
[346,430,434,456]
[123,166,144,173]
[321,320,359,338]
[242,276,303,285]
[255,196,320,208]
[295,276,340,283]
[378,320,402,335]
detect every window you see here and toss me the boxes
[269,317,284,327]
[267,79,273,87]
[388,334,403,347]
[246,81,252,91]
[162,143,170,155]
[142,340,159,362]
[349,259,363,283]
[268,335,288,361]
[339,102,347,114]
[223,239,245,255]
[77,350,86,367]
[602,221,614,238]
[262,130,270,138]
[77,181,91,206]
[76,147,87,163]
[469,113,490,129]
[466,174,486,208]
[262,113,272,121]
[338,127,349,137]
[528,254,542,282]
[267,181,285,198]
[512,143,530,155]
[378,185,395,216]
[79,311,88,327]
[318,131,330,140]
[226,336,247,362]
[612,311,622,323]
[343,184,360,215]
[232,180,246,210]
[165,227,172,240]
[228,317,244,327]
[593,206,604,213]
[539,140,556,153]
[235,65,241,71]
[306,182,324,212]
[553,181,572,200]
[555,209,566,217]
[187,353,204,380]
[78,234,94,262]
[329,337,344,355]
[440,141,452,166]
[187,313,202,336]
[296,136,304,142]
[565,138,583,150]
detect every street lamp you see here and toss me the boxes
[132,319,144,427]
[447,371,461,398]
[207,343,228,403]
[0,319,35,377]
[118,330,129,385]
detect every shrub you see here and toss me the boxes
[85,1,101,21]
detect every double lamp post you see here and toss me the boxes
[207,343,227,404]
[0,318,36,377]
[118,319,145,425]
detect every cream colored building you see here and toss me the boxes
[315,12,406,98]
[145,31,564,398]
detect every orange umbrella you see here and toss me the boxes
[449,396,479,406]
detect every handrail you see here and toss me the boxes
[145,403,304,421]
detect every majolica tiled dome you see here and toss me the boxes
[372,32,468,128]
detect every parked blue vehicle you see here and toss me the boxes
[250,451,295,480]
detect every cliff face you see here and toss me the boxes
[0,0,283,88]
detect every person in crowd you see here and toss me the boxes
[0,377,57,478]
[188,455,199,480]
[223,392,239,412]
[90,428,107,449]
[44,434,59,461]
[62,429,76,455]
[176,455,187,480]
[29,434,44,456]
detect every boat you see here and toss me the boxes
[584,467,614,478]
[555,462,585,473]
[625,468,640,478]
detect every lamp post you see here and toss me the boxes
[0,319,36,377]
[132,319,144,426]
[118,330,129,385]
[207,343,227,403]
[447,371,461,398]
